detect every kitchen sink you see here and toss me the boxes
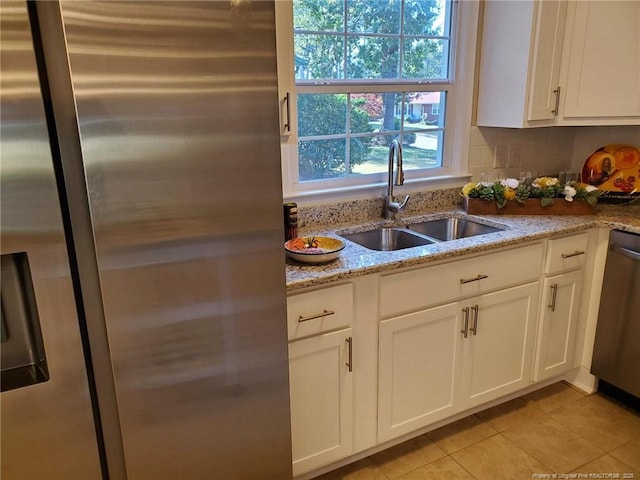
[340,227,434,251]
[407,217,503,241]
[340,217,504,251]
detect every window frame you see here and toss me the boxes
[276,0,478,203]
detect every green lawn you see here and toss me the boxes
[370,145,438,167]
[352,145,439,174]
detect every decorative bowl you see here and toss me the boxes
[581,144,639,204]
[284,236,345,264]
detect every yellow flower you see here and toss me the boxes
[461,182,477,197]
[533,177,559,189]
[504,187,516,201]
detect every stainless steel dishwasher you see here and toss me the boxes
[591,230,640,398]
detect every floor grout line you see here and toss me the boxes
[313,384,640,479]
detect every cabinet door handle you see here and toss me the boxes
[461,307,470,338]
[561,250,585,259]
[297,309,335,323]
[470,304,479,335]
[346,337,353,372]
[460,274,488,284]
[548,283,558,312]
[283,92,291,132]
[551,86,561,116]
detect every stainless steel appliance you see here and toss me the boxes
[591,230,640,399]
[1,1,292,478]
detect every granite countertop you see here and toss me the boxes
[286,201,640,292]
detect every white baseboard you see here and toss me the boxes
[564,366,598,394]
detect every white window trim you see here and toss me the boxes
[276,0,478,205]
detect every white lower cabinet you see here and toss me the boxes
[288,328,354,476]
[534,233,589,382]
[378,282,540,441]
[460,283,540,410]
[534,270,583,382]
[378,303,463,442]
[287,233,600,477]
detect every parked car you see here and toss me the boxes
[407,112,422,123]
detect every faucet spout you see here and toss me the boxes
[384,139,410,219]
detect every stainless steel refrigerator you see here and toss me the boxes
[0,1,292,478]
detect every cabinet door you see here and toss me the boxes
[477,0,566,127]
[288,328,353,476]
[460,283,540,410]
[527,0,567,121]
[534,271,583,382]
[563,1,640,120]
[378,303,462,442]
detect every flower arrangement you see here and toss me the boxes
[461,177,600,209]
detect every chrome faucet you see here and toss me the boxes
[383,139,410,219]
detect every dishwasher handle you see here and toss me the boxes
[611,244,640,261]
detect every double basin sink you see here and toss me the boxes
[339,217,503,251]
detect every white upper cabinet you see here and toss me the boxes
[477,0,567,127]
[477,0,640,128]
[559,0,640,124]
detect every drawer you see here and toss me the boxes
[545,233,589,275]
[287,283,353,340]
[379,243,544,317]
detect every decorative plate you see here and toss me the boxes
[285,236,345,264]
[581,144,640,204]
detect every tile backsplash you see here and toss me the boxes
[468,125,640,183]
[468,126,576,181]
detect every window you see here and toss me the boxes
[277,0,477,200]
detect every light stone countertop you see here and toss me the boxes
[285,200,640,292]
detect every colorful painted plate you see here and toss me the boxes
[285,236,345,264]
[581,144,640,204]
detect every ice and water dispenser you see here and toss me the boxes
[1,252,49,392]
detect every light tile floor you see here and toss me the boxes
[314,382,640,480]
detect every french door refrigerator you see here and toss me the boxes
[0,1,292,479]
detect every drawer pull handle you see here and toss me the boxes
[461,307,470,338]
[297,309,335,323]
[548,283,558,312]
[460,274,488,284]
[346,337,353,372]
[561,250,585,259]
[470,304,479,335]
